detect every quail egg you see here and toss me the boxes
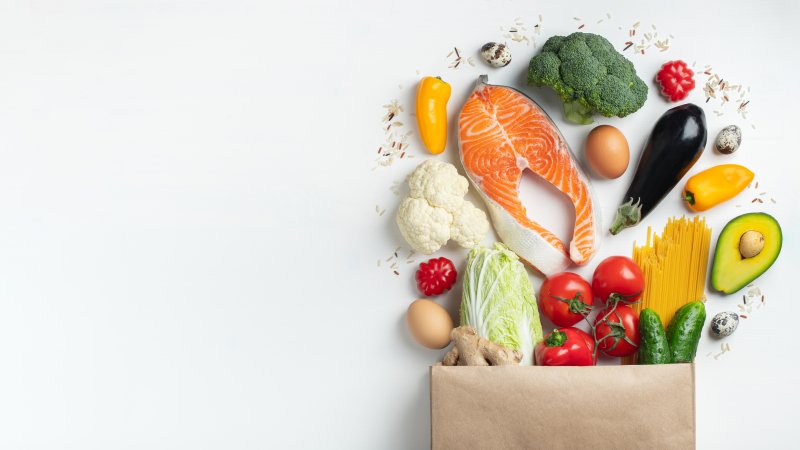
[710,311,739,338]
[480,42,512,68]
[714,125,742,154]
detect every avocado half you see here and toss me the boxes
[711,212,782,294]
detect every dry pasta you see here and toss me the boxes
[622,216,711,365]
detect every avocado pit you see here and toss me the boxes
[739,230,765,259]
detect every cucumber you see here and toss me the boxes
[638,308,671,364]
[666,301,706,363]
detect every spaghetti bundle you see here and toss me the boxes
[631,216,712,327]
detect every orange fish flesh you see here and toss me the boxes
[458,76,600,275]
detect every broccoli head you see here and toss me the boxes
[527,32,648,124]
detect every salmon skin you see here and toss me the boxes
[458,76,600,275]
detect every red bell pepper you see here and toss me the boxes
[656,60,695,102]
[534,327,596,366]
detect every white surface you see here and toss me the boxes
[0,0,797,448]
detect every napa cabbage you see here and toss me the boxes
[461,243,543,365]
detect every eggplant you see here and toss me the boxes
[609,104,707,235]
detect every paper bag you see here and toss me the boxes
[430,364,695,450]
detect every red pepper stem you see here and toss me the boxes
[545,329,567,347]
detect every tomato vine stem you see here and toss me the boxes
[579,294,641,363]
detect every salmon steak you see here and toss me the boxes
[458,76,600,275]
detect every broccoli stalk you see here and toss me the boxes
[563,100,595,125]
[527,32,648,125]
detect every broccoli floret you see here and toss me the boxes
[527,32,648,124]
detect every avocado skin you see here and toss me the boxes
[711,212,782,294]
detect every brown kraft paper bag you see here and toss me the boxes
[430,363,695,450]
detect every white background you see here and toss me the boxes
[0,0,797,448]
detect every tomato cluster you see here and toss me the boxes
[534,256,644,365]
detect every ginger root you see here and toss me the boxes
[441,326,522,366]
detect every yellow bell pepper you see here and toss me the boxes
[416,76,451,154]
[683,164,754,212]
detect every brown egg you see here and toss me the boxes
[406,299,454,349]
[585,125,630,179]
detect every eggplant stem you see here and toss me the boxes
[609,198,642,235]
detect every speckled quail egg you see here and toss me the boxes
[714,125,742,154]
[710,311,740,338]
[480,42,512,68]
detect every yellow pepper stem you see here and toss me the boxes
[684,190,696,206]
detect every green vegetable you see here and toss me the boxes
[666,302,706,363]
[638,309,671,365]
[527,32,648,124]
[711,212,782,294]
[461,243,543,365]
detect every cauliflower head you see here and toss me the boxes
[396,160,489,255]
